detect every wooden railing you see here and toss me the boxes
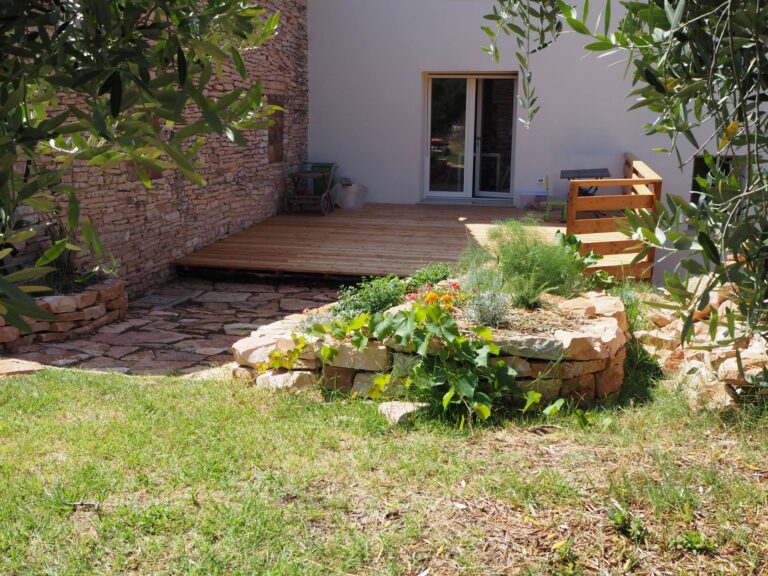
[566,153,663,280]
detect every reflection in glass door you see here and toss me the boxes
[425,76,515,199]
[427,78,471,196]
[474,78,515,197]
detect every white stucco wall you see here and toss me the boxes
[308,0,700,281]
[308,0,695,202]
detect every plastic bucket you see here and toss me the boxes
[334,183,368,210]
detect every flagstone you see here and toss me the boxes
[77,356,131,372]
[127,360,198,375]
[0,358,46,377]
[176,337,235,357]
[277,285,306,294]
[105,346,140,359]
[16,348,92,367]
[243,292,282,303]
[92,329,189,346]
[213,281,276,293]
[176,279,215,291]
[280,298,321,312]
[8,278,342,376]
[194,291,252,303]
[223,323,265,336]
[147,309,182,318]
[53,340,111,356]
[98,318,153,334]
[151,286,204,299]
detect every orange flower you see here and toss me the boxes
[443,303,454,312]
[440,294,453,303]
[424,291,439,304]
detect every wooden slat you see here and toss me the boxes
[586,261,653,281]
[574,194,655,212]
[569,217,629,235]
[630,160,663,181]
[580,239,644,256]
[567,177,661,187]
[630,183,656,197]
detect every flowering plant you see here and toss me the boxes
[406,281,466,312]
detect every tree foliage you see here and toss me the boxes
[485,0,768,346]
[0,0,279,328]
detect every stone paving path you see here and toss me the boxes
[7,278,340,376]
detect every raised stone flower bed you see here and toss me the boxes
[0,278,127,351]
[231,291,630,406]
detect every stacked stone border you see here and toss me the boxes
[0,279,127,351]
[231,292,630,406]
[637,282,767,401]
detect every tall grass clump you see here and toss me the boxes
[459,221,591,313]
[607,279,664,403]
[486,220,590,298]
[609,279,658,333]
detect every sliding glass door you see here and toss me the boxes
[427,77,473,197]
[425,76,515,199]
[474,78,515,197]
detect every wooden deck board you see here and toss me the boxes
[174,203,644,279]
[174,203,560,277]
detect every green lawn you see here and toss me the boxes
[1,369,767,574]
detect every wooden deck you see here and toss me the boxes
[174,203,560,277]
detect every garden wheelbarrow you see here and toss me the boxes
[286,162,338,215]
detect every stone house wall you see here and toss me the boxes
[39,0,309,297]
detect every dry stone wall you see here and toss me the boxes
[23,0,308,297]
[637,281,767,403]
[0,279,127,351]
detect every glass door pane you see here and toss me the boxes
[475,78,515,196]
[428,78,469,194]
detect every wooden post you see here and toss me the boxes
[566,181,578,236]
[623,153,636,195]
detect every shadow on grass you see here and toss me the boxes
[616,338,665,405]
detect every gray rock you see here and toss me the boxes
[255,370,319,391]
[496,334,564,360]
[378,401,428,425]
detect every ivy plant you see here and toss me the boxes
[307,302,518,427]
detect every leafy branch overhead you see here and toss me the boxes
[485,1,768,348]
[0,1,281,328]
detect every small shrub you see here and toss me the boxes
[406,262,454,291]
[508,272,549,310]
[465,289,509,327]
[335,275,406,319]
[607,501,648,544]
[298,310,340,333]
[461,256,505,293]
[675,530,717,555]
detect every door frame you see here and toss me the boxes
[423,73,517,200]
